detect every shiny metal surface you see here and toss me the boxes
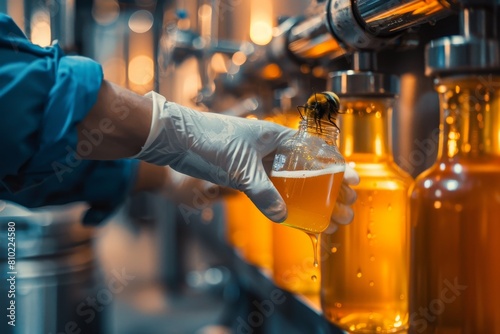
[328,0,404,51]
[426,7,500,75]
[0,202,101,334]
[287,7,344,62]
[285,0,458,65]
[328,70,400,97]
[0,202,93,258]
[357,0,458,36]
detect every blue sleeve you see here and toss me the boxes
[0,13,138,225]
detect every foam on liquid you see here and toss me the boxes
[271,165,345,178]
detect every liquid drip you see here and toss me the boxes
[307,232,320,268]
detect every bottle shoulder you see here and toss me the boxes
[350,161,413,190]
[411,159,500,199]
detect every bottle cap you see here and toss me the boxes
[426,36,500,76]
[327,71,400,97]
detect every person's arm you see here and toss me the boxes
[76,80,152,159]
[77,84,295,222]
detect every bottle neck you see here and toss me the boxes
[436,75,500,162]
[338,98,394,162]
[300,118,339,146]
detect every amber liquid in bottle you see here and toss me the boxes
[409,76,500,333]
[322,99,412,333]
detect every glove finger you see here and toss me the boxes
[330,202,354,226]
[337,183,358,206]
[343,163,360,186]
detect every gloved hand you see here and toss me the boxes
[132,92,295,222]
[325,163,360,234]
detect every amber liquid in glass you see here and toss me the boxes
[271,167,345,234]
[321,99,412,333]
[409,76,500,333]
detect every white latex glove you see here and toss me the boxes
[132,92,295,222]
[324,164,360,234]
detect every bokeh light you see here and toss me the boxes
[128,55,154,85]
[128,10,154,33]
[92,0,120,26]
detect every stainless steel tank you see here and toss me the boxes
[0,202,102,334]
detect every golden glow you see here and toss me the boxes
[249,0,273,45]
[31,10,51,47]
[198,4,212,37]
[261,63,282,80]
[210,53,228,73]
[92,0,120,26]
[232,51,247,66]
[198,4,212,18]
[250,21,273,45]
[128,55,154,85]
[128,10,154,34]
[103,57,126,86]
[8,0,25,34]
[178,18,190,30]
[272,223,320,295]
[344,134,354,157]
[375,134,383,156]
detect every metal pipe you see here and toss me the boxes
[357,0,459,36]
[286,0,459,63]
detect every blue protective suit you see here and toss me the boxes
[0,13,138,224]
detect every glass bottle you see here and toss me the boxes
[321,96,412,333]
[270,106,317,295]
[271,114,346,234]
[409,75,500,333]
[271,92,346,294]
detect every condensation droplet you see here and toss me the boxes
[369,280,374,287]
[331,247,338,253]
[356,269,362,278]
[387,204,392,211]
[311,275,317,282]
[400,294,405,300]
[367,230,373,239]
[370,255,375,262]
[368,196,373,202]
[369,207,374,213]
[335,302,342,308]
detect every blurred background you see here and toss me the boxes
[1,0,499,333]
